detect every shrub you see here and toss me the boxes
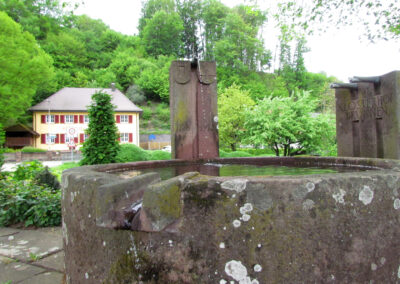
[116,144,149,162]
[148,150,171,160]
[141,106,152,120]
[21,147,46,153]
[156,103,170,122]
[126,85,146,105]
[0,124,4,169]
[13,160,44,181]
[220,151,253,158]
[34,167,61,191]
[239,148,275,156]
[0,180,61,227]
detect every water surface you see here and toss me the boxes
[118,163,368,180]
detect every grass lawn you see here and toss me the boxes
[50,162,80,181]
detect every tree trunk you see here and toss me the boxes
[274,143,280,156]
[230,143,236,151]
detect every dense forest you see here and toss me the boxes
[1,0,397,155]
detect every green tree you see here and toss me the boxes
[218,85,255,151]
[142,10,184,57]
[243,91,335,156]
[0,0,74,40]
[201,0,229,60]
[0,11,54,126]
[276,0,400,41]
[138,0,176,35]
[177,0,202,58]
[80,91,120,165]
[0,123,4,170]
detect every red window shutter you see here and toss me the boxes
[55,134,60,144]
[60,115,65,123]
[129,133,133,142]
[118,135,121,142]
[74,115,78,123]
[116,115,120,123]
[129,115,133,123]
[41,134,46,144]
[61,134,65,143]
[80,133,84,143]
[41,115,46,123]
[79,115,84,123]
[55,115,59,124]
[74,137,78,143]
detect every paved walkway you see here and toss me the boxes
[1,161,73,172]
[0,227,64,284]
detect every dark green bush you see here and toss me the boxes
[116,144,150,162]
[34,166,61,191]
[21,147,47,153]
[148,150,171,160]
[0,180,61,227]
[13,160,44,181]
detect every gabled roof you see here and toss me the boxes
[29,87,142,112]
[5,124,40,136]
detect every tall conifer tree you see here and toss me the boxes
[80,91,120,165]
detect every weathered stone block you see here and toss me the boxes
[95,173,161,228]
[334,71,400,158]
[169,60,219,160]
[62,157,400,283]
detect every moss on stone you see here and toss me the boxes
[143,180,182,230]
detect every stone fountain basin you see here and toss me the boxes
[62,156,400,283]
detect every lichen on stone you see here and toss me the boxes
[221,179,248,193]
[359,185,374,205]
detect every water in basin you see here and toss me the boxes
[118,162,369,180]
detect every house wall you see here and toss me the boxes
[32,111,140,151]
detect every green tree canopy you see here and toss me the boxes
[0,0,74,40]
[276,0,400,41]
[0,11,54,126]
[138,0,176,34]
[243,91,335,156]
[142,10,184,57]
[218,85,255,151]
[80,91,120,165]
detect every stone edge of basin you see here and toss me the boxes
[61,156,400,234]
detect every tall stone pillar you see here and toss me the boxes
[169,60,219,160]
[332,71,400,159]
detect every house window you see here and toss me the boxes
[46,115,55,123]
[65,135,73,143]
[84,134,89,141]
[84,115,90,123]
[46,134,56,144]
[65,115,74,123]
[120,133,129,142]
[120,115,129,123]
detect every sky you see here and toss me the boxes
[74,0,400,82]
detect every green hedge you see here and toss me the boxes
[148,150,171,160]
[0,161,61,227]
[116,144,150,163]
[0,180,61,227]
